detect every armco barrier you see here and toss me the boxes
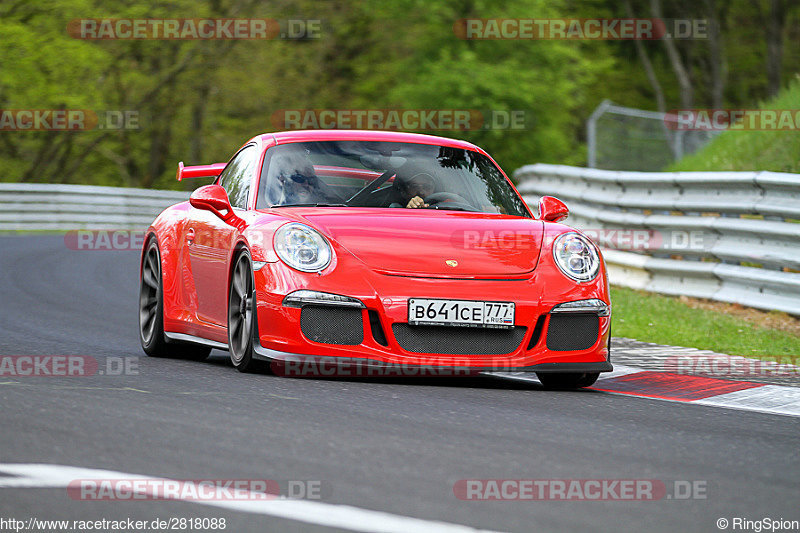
[514,164,800,316]
[3,176,799,316]
[0,183,188,231]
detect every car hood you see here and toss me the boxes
[267,208,544,278]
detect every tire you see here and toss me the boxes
[536,372,600,389]
[227,249,262,373]
[139,238,211,361]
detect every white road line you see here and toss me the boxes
[0,463,504,533]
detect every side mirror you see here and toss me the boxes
[538,196,569,223]
[190,185,233,220]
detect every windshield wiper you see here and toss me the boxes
[272,203,349,208]
[431,205,478,212]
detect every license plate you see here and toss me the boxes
[408,299,515,329]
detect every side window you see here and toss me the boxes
[219,145,257,209]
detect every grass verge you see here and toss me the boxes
[610,286,800,362]
[668,77,800,173]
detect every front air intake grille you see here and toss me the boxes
[391,324,527,355]
[546,313,599,351]
[300,306,364,345]
[527,315,547,350]
[368,310,388,346]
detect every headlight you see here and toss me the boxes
[553,232,600,282]
[274,223,332,272]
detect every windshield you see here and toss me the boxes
[256,141,531,217]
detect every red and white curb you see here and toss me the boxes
[608,337,800,386]
[485,364,800,418]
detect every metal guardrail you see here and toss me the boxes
[0,183,188,231]
[515,164,800,316]
[3,177,799,316]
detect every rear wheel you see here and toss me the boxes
[536,372,599,389]
[139,238,211,361]
[228,250,262,373]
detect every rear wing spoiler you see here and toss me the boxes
[176,161,227,181]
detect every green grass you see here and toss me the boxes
[610,286,800,362]
[668,77,800,173]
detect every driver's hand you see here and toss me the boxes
[406,196,428,209]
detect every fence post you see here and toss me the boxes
[586,99,613,168]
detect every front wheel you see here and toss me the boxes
[536,372,599,389]
[228,250,262,373]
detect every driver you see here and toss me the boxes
[270,152,324,205]
[389,172,436,208]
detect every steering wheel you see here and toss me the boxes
[423,192,477,211]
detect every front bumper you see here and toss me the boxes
[251,264,613,374]
[252,342,612,376]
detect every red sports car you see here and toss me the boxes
[139,130,612,388]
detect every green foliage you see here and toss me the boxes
[0,0,797,190]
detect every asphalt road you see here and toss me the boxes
[0,235,798,533]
